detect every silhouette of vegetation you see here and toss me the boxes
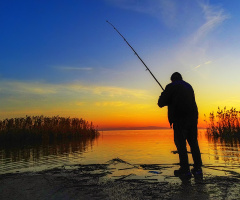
[0,116,99,145]
[206,107,240,138]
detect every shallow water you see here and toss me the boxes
[0,129,240,177]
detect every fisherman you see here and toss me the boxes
[158,72,202,178]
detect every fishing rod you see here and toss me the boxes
[106,20,164,91]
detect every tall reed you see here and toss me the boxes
[206,107,240,138]
[0,116,99,144]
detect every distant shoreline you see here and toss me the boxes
[100,127,206,131]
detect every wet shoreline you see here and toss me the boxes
[1,159,240,200]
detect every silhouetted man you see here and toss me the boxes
[158,72,202,178]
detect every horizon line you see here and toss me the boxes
[99,126,206,131]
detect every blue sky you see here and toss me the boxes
[1,0,240,129]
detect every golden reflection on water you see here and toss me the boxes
[92,129,178,164]
[0,129,240,176]
[207,136,240,163]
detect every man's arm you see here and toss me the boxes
[158,84,171,108]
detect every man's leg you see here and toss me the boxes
[186,122,202,168]
[173,123,189,171]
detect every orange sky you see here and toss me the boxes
[1,79,239,130]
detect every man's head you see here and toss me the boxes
[171,72,182,82]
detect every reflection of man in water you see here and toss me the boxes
[158,72,202,178]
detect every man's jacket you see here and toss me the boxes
[158,80,198,126]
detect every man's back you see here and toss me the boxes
[158,80,198,125]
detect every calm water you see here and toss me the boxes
[1,129,240,176]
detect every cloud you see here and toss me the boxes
[173,1,228,74]
[94,101,151,110]
[105,0,178,26]
[0,81,57,95]
[192,2,229,43]
[67,84,151,99]
[0,80,151,99]
[106,0,229,33]
[194,60,212,69]
[204,61,212,65]
[58,66,93,71]
[194,65,201,69]
[95,101,129,107]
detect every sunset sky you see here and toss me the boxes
[1,0,240,130]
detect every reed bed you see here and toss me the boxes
[206,107,240,138]
[0,116,99,144]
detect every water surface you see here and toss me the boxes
[1,129,240,176]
